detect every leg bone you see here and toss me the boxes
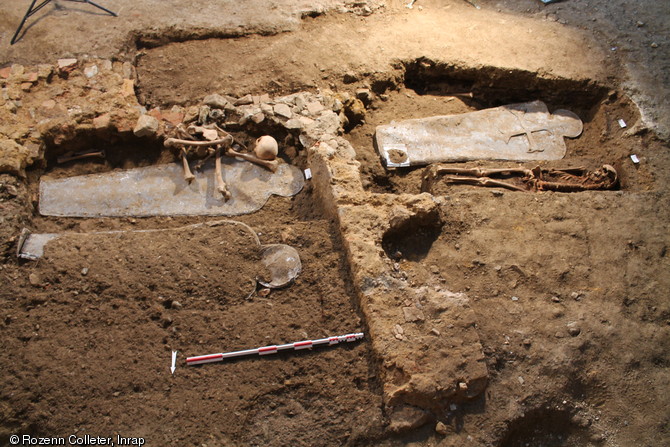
[215,147,231,200]
[57,150,106,164]
[433,166,534,178]
[443,175,527,192]
[181,148,195,183]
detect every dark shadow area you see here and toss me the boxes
[403,57,607,120]
[382,210,443,262]
[500,408,594,447]
[38,138,167,180]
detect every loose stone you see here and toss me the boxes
[274,103,292,119]
[133,114,160,138]
[403,306,425,322]
[234,94,254,106]
[567,322,581,336]
[203,93,230,109]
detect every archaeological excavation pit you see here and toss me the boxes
[7,76,388,445]
[2,5,670,446]
[348,60,652,197]
[498,407,594,447]
[8,47,661,445]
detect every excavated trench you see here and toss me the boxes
[15,93,384,444]
[351,60,651,198]
[6,22,662,444]
[38,45,638,443]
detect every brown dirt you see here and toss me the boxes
[1,0,670,446]
[1,191,382,446]
[383,188,670,445]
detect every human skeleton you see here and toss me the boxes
[422,164,619,193]
[163,123,279,200]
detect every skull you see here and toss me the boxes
[254,135,279,160]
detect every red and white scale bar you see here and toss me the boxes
[186,332,364,366]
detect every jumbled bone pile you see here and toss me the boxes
[163,122,279,201]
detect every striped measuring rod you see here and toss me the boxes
[186,332,364,366]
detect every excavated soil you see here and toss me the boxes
[2,183,383,446]
[1,1,670,447]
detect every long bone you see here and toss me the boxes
[164,121,280,194]
[187,124,220,171]
[164,137,234,149]
[180,148,195,183]
[164,123,211,182]
[165,136,277,170]
[430,166,534,178]
[422,164,532,192]
[162,122,190,176]
[165,135,234,183]
[441,175,527,191]
[425,164,618,193]
[225,148,279,173]
[215,146,231,199]
[57,150,106,164]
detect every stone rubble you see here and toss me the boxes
[0,56,368,180]
[203,93,231,109]
[402,306,425,322]
[273,103,292,119]
[133,114,160,138]
[0,58,143,175]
